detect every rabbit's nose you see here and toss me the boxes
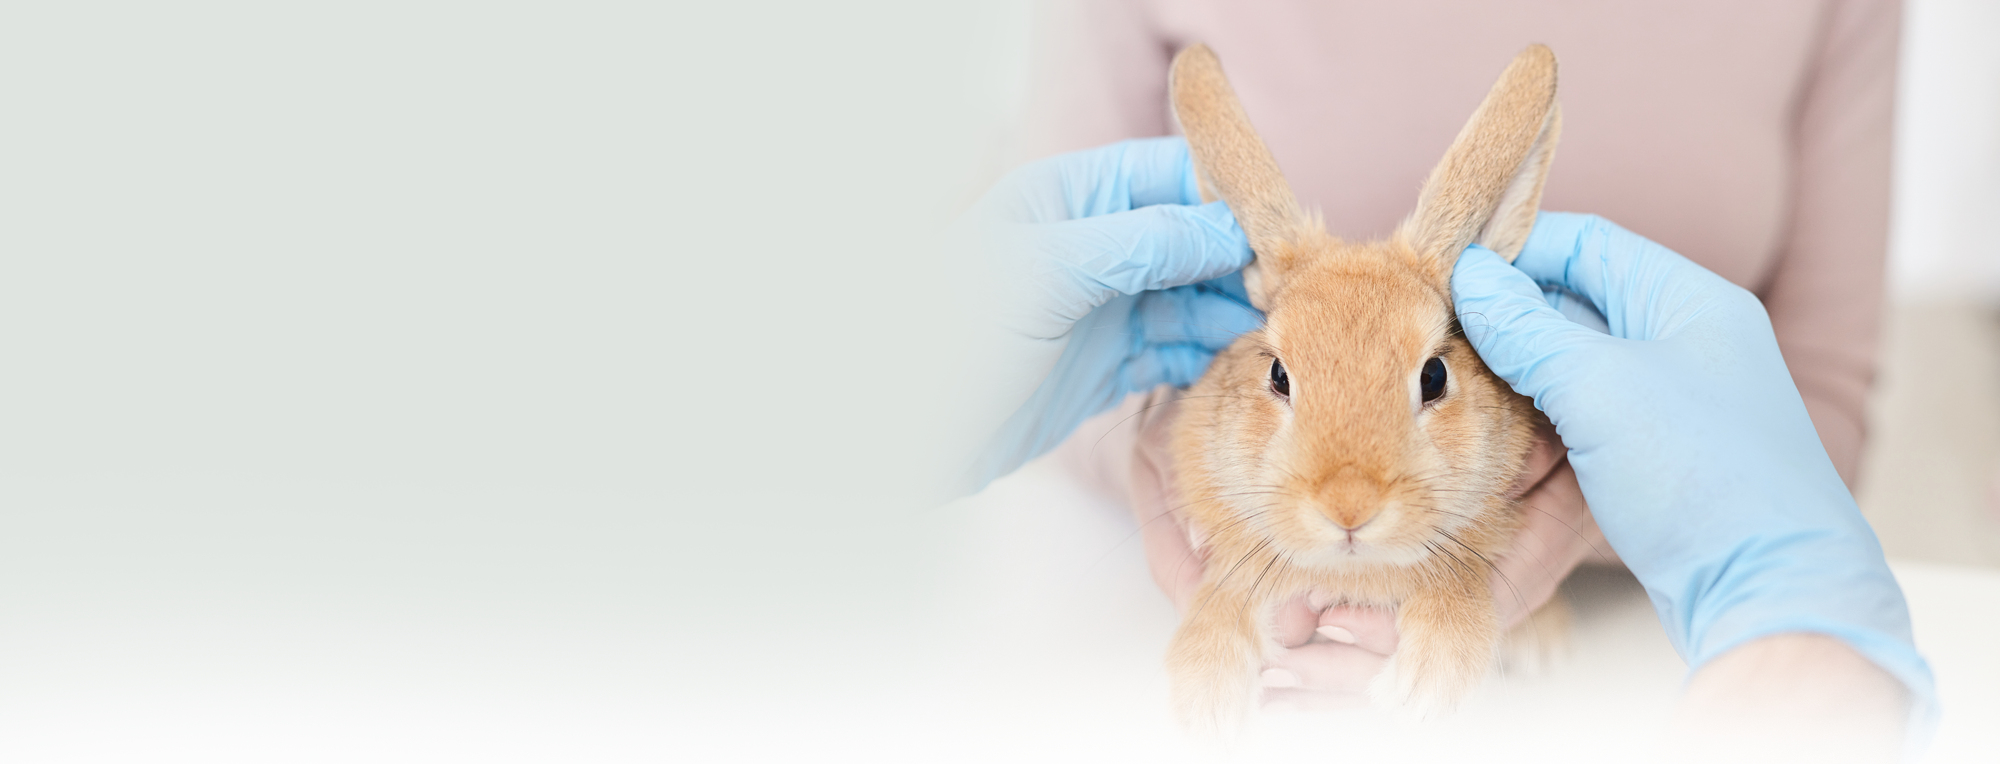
[1312,496,1392,532]
[1321,504,1385,533]
[1337,518,1373,543]
[1312,467,1392,530]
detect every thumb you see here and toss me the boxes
[1450,244,1604,403]
[1042,201,1252,305]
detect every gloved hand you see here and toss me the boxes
[960,137,1260,489]
[1449,211,1935,717]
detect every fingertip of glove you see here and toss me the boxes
[1449,244,1513,294]
[1518,211,1602,273]
[1119,136,1203,208]
[1152,136,1201,205]
[1177,201,1253,260]
[1454,243,1503,268]
[1449,243,1560,341]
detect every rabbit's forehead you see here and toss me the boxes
[1266,267,1454,368]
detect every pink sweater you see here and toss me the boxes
[1023,0,1899,487]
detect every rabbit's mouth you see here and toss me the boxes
[1290,513,1433,568]
[1327,521,1374,556]
[1298,540,1431,569]
[1327,537,1366,557]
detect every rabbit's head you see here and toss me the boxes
[1170,44,1559,569]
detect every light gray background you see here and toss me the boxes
[0,2,1008,760]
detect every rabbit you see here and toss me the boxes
[1162,42,1564,735]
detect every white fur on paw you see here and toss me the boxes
[1366,657,1407,708]
[1366,655,1460,721]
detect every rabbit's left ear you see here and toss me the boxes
[1403,44,1561,273]
[1170,43,1313,311]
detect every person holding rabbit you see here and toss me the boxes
[1032,0,1899,696]
[965,134,1924,752]
[962,0,1923,755]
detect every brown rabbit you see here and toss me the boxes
[1163,43,1562,734]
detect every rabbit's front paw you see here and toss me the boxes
[1166,653,1255,738]
[1366,638,1490,719]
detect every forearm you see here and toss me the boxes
[1677,633,1908,761]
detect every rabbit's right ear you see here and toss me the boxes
[1402,45,1561,273]
[1170,44,1311,311]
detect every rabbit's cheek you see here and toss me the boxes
[1265,509,1345,558]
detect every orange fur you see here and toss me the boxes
[1163,44,1562,735]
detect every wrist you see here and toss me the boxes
[1620,509,1937,735]
[1648,632,1912,764]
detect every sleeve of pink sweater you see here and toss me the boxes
[1764,0,1900,486]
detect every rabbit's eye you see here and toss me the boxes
[1420,357,1448,403]
[1269,358,1290,398]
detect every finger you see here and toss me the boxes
[1122,343,1214,392]
[1027,137,1203,220]
[1132,282,1264,351]
[1492,460,1595,628]
[1315,605,1399,655]
[1135,483,1204,613]
[1129,396,1204,612]
[1198,270,1255,308]
[1264,688,1376,712]
[1542,283,1611,335]
[1112,136,1204,208]
[1512,212,1736,341]
[1272,594,1321,649]
[1449,243,1606,404]
[1260,641,1390,696]
[1517,458,1616,565]
[1136,521,1203,615]
[1042,201,1252,301]
[1489,533,1562,632]
[1507,417,1564,500]
[1121,286,1264,390]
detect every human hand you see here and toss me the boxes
[1128,389,1609,708]
[1450,211,1934,715]
[960,138,1261,490]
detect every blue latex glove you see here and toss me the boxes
[961,137,1260,488]
[1450,212,1935,721]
